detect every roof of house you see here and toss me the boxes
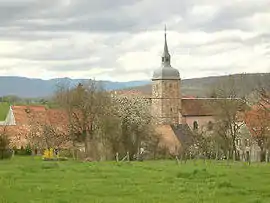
[181,99,214,116]
[1,105,69,148]
[11,105,47,125]
[170,124,193,145]
[181,98,247,117]
[11,105,68,126]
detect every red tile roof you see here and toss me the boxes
[11,105,48,125]
[181,99,215,116]
[181,98,247,117]
[3,105,69,148]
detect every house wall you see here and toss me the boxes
[236,124,261,162]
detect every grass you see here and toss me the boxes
[1,157,270,203]
[0,102,9,121]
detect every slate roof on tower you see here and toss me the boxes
[152,26,180,80]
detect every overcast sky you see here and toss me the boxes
[0,0,269,82]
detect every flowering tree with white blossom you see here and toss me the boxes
[109,95,158,159]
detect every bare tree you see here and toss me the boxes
[54,80,112,160]
[209,75,248,159]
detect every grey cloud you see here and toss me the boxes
[171,33,270,56]
[0,0,269,80]
[191,2,270,32]
[36,0,140,20]
[109,67,153,79]
[48,61,105,72]
[0,29,70,41]
[7,0,141,33]
[1,0,191,34]
[0,0,269,36]
[0,1,57,25]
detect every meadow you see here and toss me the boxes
[0,157,270,203]
[0,102,9,121]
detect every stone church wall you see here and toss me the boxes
[152,79,181,124]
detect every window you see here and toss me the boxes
[170,108,173,112]
[193,121,198,130]
[162,57,165,62]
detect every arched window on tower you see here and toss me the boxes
[162,57,165,62]
[193,121,198,130]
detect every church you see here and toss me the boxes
[149,28,262,161]
[150,28,219,151]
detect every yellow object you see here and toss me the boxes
[42,148,54,159]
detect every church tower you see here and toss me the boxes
[151,26,181,124]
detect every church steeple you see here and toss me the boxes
[162,25,171,67]
[152,25,180,80]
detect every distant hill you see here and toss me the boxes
[0,77,149,98]
[0,73,269,98]
[122,73,270,98]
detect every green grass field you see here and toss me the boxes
[1,157,270,203]
[0,102,9,121]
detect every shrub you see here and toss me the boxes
[25,144,32,155]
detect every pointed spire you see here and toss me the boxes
[162,24,171,66]
[164,25,169,55]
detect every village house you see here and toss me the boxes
[0,105,69,149]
